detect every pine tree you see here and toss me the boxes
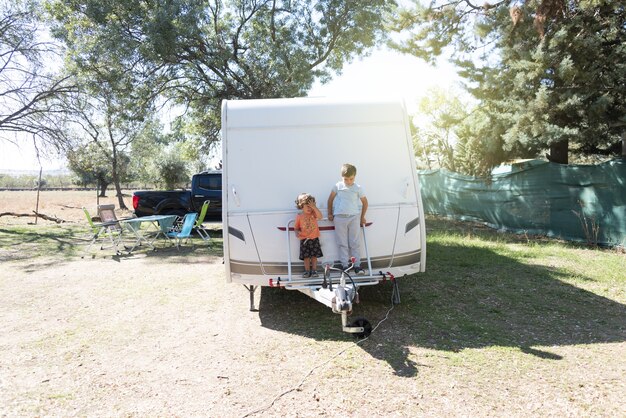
[393,0,626,165]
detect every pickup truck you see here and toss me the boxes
[132,171,222,220]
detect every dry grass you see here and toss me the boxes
[0,190,134,225]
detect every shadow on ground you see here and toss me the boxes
[0,227,77,254]
[0,226,223,270]
[258,241,626,377]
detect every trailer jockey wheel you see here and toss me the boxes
[350,317,372,339]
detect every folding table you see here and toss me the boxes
[121,215,178,253]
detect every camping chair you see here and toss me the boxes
[97,204,123,230]
[82,207,123,256]
[166,212,197,250]
[193,200,212,245]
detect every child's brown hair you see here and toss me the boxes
[295,193,315,209]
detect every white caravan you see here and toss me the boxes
[221,97,426,336]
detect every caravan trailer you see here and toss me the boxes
[221,97,426,336]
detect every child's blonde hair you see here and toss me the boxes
[295,193,315,209]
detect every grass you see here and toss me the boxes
[1,215,624,414]
[1,217,623,351]
[254,217,625,363]
[0,223,224,261]
[388,217,625,359]
[0,224,83,260]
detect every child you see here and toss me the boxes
[327,163,368,275]
[294,193,323,278]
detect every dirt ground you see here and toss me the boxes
[1,191,625,416]
[2,252,625,417]
[0,190,135,225]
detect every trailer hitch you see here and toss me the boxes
[329,259,373,338]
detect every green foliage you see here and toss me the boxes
[46,0,396,151]
[32,177,48,188]
[0,172,74,188]
[414,87,470,172]
[127,118,172,185]
[43,174,74,188]
[67,143,110,188]
[454,109,509,177]
[0,174,37,188]
[66,142,130,191]
[393,0,626,166]
[157,150,190,190]
[46,0,171,207]
[412,87,509,177]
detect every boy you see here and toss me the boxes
[327,163,368,275]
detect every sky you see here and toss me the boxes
[308,48,460,113]
[0,47,461,172]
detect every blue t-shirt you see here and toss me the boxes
[332,181,365,216]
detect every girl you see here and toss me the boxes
[294,193,323,278]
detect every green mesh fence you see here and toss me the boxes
[418,159,626,247]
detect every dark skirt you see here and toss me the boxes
[299,237,323,260]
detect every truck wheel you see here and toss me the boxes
[164,209,186,218]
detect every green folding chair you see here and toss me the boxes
[193,200,212,245]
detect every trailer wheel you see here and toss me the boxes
[350,317,372,339]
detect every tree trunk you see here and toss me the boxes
[114,180,126,209]
[106,115,128,210]
[99,180,108,197]
[110,146,127,210]
[622,131,626,159]
[548,140,569,164]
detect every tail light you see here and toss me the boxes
[132,195,139,210]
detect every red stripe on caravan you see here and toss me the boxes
[277,222,372,231]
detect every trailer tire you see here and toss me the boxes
[350,317,372,339]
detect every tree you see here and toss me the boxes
[47,0,396,153]
[157,150,190,190]
[50,12,162,209]
[67,142,130,196]
[454,107,509,177]
[411,87,508,177]
[392,0,626,165]
[0,0,76,155]
[415,87,470,172]
[32,177,47,188]
[63,88,151,208]
[127,119,171,187]
[67,143,110,194]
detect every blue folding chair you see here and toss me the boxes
[166,212,197,250]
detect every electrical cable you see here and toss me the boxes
[241,282,398,418]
